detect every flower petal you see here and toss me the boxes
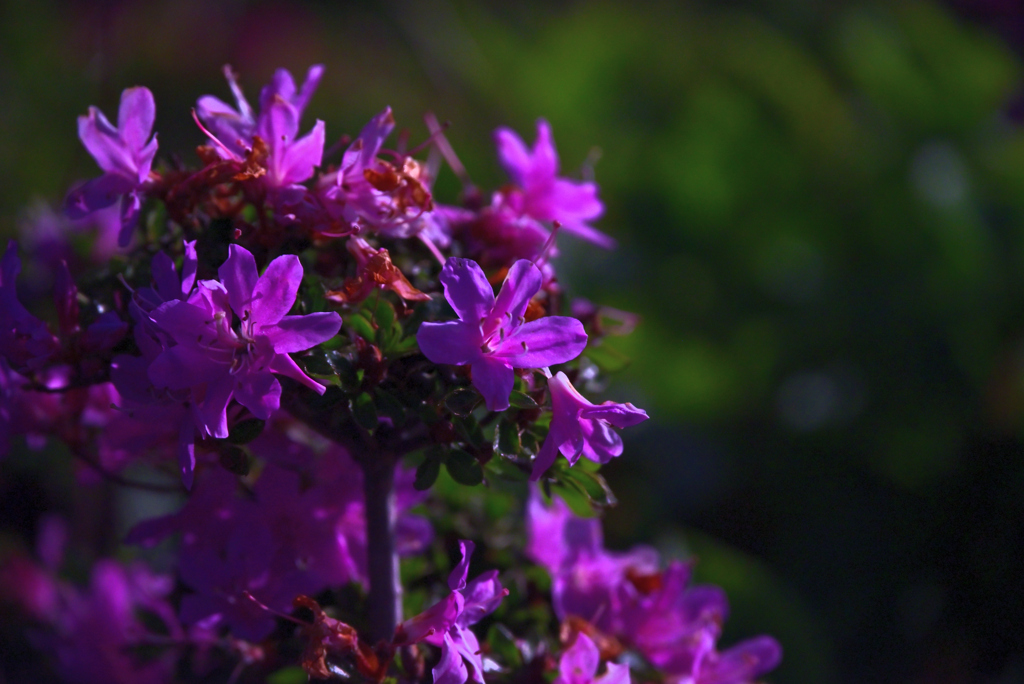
[559,633,600,684]
[440,258,494,323]
[218,245,259,319]
[432,633,470,684]
[489,259,542,329]
[491,316,587,368]
[64,174,134,219]
[262,312,341,353]
[117,87,156,161]
[448,539,474,592]
[277,119,325,186]
[470,356,514,412]
[251,255,302,325]
[148,345,225,391]
[268,353,326,394]
[417,321,482,367]
[232,372,281,420]
[195,373,234,439]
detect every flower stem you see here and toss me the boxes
[362,453,401,644]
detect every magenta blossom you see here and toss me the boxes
[0,241,59,371]
[531,371,648,480]
[143,245,340,485]
[555,633,630,684]
[495,119,612,249]
[65,87,158,247]
[197,65,326,190]
[417,258,587,411]
[526,492,782,684]
[396,540,507,684]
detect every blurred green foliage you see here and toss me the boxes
[3,0,1024,682]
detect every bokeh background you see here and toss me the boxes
[3,1,1024,682]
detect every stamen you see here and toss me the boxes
[533,221,561,266]
[191,108,242,161]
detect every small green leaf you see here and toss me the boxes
[226,418,266,445]
[375,388,406,425]
[521,430,538,454]
[486,625,523,668]
[551,482,596,517]
[562,466,617,508]
[301,352,336,377]
[508,390,539,409]
[414,457,441,491]
[351,392,378,432]
[584,344,631,372]
[446,447,483,486]
[455,415,488,450]
[347,313,375,341]
[268,666,308,684]
[496,418,521,457]
[487,457,528,482]
[371,297,397,331]
[445,389,480,417]
[332,354,358,388]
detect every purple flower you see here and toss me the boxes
[65,87,158,247]
[0,241,59,371]
[526,492,781,684]
[417,258,587,411]
[396,540,507,684]
[555,633,630,684]
[197,64,323,159]
[320,107,446,245]
[143,245,340,485]
[531,371,648,480]
[495,120,612,249]
[526,490,659,632]
[128,441,432,642]
[197,65,325,189]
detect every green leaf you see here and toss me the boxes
[486,625,523,668]
[347,313,375,341]
[551,482,596,517]
[508,390,539,409]
[495,418,521,457]
[375,388,406,426]
[486,457,528,482]
[414,457,441,491]
[268,667,308,684]
[455,415,488,450]
[445,388,481,416]
[446,447,484,486]
[584,344,631,372]
[568,467,617,507]
[371,297,397,331]
[226,418,265,445]
[351,392,378,432]
[300,352,336,377]
[332,354,358,388]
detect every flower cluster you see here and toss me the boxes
[0,64,779,684]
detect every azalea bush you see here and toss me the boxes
[0,65,781,684]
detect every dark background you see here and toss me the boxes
[3,1,1024,682]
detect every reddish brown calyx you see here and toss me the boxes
[294,595,391,682]
[325,238,430,305]
[560,615,624,661]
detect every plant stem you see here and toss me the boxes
[362,453,401,644]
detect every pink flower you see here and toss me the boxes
[555,633,630,684]
[65,87,158,247]
[495,119,612,249]
[531,371,648,480]
[417,258,587,411]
